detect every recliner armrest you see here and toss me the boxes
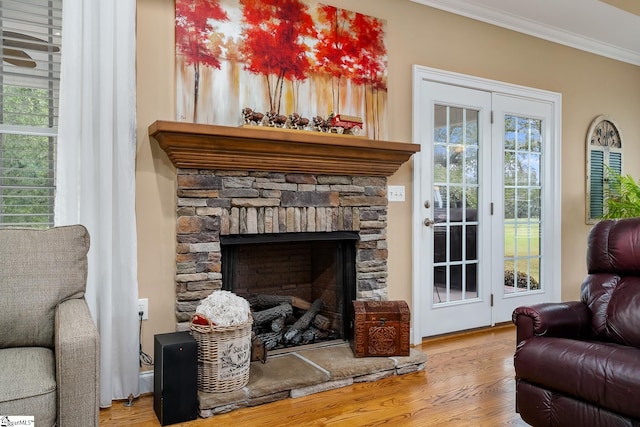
[55,298,100,427]
[512,302,591,344]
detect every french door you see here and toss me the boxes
[411,66,561,340]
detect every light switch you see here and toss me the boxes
[388,185,405,202]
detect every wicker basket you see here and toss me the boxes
[190,313,253,393]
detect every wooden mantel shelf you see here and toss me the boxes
[148,120,420,177]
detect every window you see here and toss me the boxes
[0,0,62,227]
[586,115,622,224]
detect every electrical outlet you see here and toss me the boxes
[138,298,149,320]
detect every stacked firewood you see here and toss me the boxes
[247,295,340,351]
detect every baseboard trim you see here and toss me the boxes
[139,370,154,395]
[420,322,515,344]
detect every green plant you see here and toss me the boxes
[603,170,640,219]
[504,270,540,290]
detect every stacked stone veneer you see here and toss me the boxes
[175,168,389,327]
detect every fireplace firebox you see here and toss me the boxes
[221,232,358,350]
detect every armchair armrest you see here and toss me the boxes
[512,301,591,344]
[55,298,100,427]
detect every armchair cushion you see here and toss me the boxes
[0,347,56,427]
[0,225,89,348]
[581,273,640,347]
[515,337,640,419]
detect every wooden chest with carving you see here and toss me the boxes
[350,300,410,358]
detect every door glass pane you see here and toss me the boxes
[465,110,479,145]
[531,124,542,152]
[449,186,463,219]
[449,146,463,184]
[449,107,463,143]
[465,147,478,184]
[433,146,447,183]
[466,264,478,298]
[450,264,462,302]
[504,115,542,294]
[529,258,540,290]
[504,151,516,186]
[466,224,477,260]
[516,153,530,185]
[432,104,481,304]
[433,225,446,263]
[450,225,463,262]
[465,187,478,211]
[517,117,530,150]
[433,265,446,303]
[529,154,541,186]
[530,188,541,218]
[505,116,516,149]
[434,105,447,142]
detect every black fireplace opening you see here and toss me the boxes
[221,232,358,351]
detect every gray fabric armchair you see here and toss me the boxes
[0,225,99,426]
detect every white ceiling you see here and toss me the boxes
[411,0,640,66]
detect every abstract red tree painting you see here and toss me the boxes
[315,5,354,116]
[175,0,388,140]
[240,0,315,115]
[315,5,387,139]
[351,12,387,139]
[175,0,229,122]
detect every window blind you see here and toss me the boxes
[0,0,62,227]
[589,150,604,220]
[589,149,623,221]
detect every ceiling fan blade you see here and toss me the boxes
[3,48,36,68]
[2,30,60,53]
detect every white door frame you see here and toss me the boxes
[411,65,562,344]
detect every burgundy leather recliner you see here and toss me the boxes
[512,218,640,427]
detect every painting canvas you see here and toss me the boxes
[175,0,388,140]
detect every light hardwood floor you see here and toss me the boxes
[99,325,528,426]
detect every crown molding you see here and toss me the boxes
[411,0,640,66]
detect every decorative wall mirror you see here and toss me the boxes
[586,115,623,224]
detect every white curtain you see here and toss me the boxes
[55,0,139,407]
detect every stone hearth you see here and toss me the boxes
[198,343,427,418]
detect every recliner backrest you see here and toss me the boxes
[582,218,640,347]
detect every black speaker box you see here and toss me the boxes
[154,331,198,425]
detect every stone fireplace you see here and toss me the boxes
[149,121,423,416]
[175,168,388,348]
[148,121,420,337]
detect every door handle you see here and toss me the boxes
[423,218,434,227]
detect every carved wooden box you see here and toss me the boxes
[350,300,410,358]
